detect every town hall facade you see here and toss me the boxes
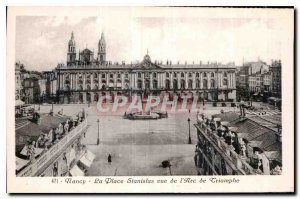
[55,32,237,104]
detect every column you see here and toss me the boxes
[185,73,188,89]
[170,72,173,89]
[83,73,86,90]
[62,73,65,90]
[74,74,77,90]
[200,73,203,89]
[192,73,196,89]
[135,73,137,89]
[150,73,153,89]
[91,73,94,90]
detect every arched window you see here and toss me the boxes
[101,74,106,79]
[78,85,83,91]
[110,74,114,78]
[224,72,227,78]
[78,80,83,85]
[210,79,215,88]
[153,73,157,78]
[94,73,98,78]
[117,74,121,78]
[196,79,200,88]
[211,72,214,77]
[86,85,91,90]
[173,73,177,78]
[188,72,192,77]
[138,73,142,78]
[203,72,207,78]
[196,73,200,78]
[203,79,208,89]
[166,72,170,78]
[94,85,98,90]
[181,72,185,78]
[188,79,193,89]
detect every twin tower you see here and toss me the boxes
[67,31,106,66]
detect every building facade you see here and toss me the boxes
[194,110,282,175]
[56,32,237,104]
[270,60,282,97]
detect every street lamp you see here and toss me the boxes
[97,119,100,145]
[187,117,192,144]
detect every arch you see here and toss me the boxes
[153,73,157,78]
[93,73,98,78]
[188,79,193,89]
[78,80,83,84]
[196,72,200,78]
[166,72,170,78]
[224,72,227,78]
[78,85,83,91]
[181,72,185,78]
[203,72,207,78]
[94,85,99,90]
[180,79,185,89]
[86,93,91,102]
[165,79,170,89]
[86,85,91,90]
[211,72,215,77]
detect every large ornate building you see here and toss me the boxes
[56,32,237,104]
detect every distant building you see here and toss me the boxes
[194,110,282,175]
[23,74,42,104]
[270,60,282,97]
[56,31,237,104]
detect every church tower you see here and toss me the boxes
[67,31,76,66]
[98,32,106,65]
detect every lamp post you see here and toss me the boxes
[187,117,192,144]
[97,119,100,145]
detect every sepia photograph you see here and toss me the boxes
[7,6,294,193]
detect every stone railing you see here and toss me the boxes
[197,121,255,175]
[17,119,88,177]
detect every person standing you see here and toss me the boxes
[108,154,112,164]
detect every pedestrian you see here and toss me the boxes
[108,154,112,164]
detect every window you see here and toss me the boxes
[188,73,192,77]
[196,73,200,78]
[125,73,129,78]
[223,79,228,86]
[117,74,121,78]
[173,73,177,78]
[181,73,184,78]
[211,72,214,77]
[153,73,157,78]
[165,79,170,89]
[203,79,208,89]
[102,74,106,79]
[210,79,215,88]
[110,74,114,78]
[153,80,158,89]
[203,73,207,78]
[224,72,227,78]
[138,73,142,78]
[196,79,200,88]
[166,72,169,78]
[188,79,193,89]
[180,79,185,89]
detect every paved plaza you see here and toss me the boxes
[38,103,238,176]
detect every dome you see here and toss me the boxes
[144,54,151,62]
[68,39,75,46]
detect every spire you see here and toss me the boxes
[101,32,104,40]
[71,31,74,40]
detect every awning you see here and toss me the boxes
[70,165,85,176]
[15,100,25,106]
[16,156,29,171]
[79,150,95,168]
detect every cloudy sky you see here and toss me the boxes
[16,10,286,71]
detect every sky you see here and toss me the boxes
[15,12,285,71]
